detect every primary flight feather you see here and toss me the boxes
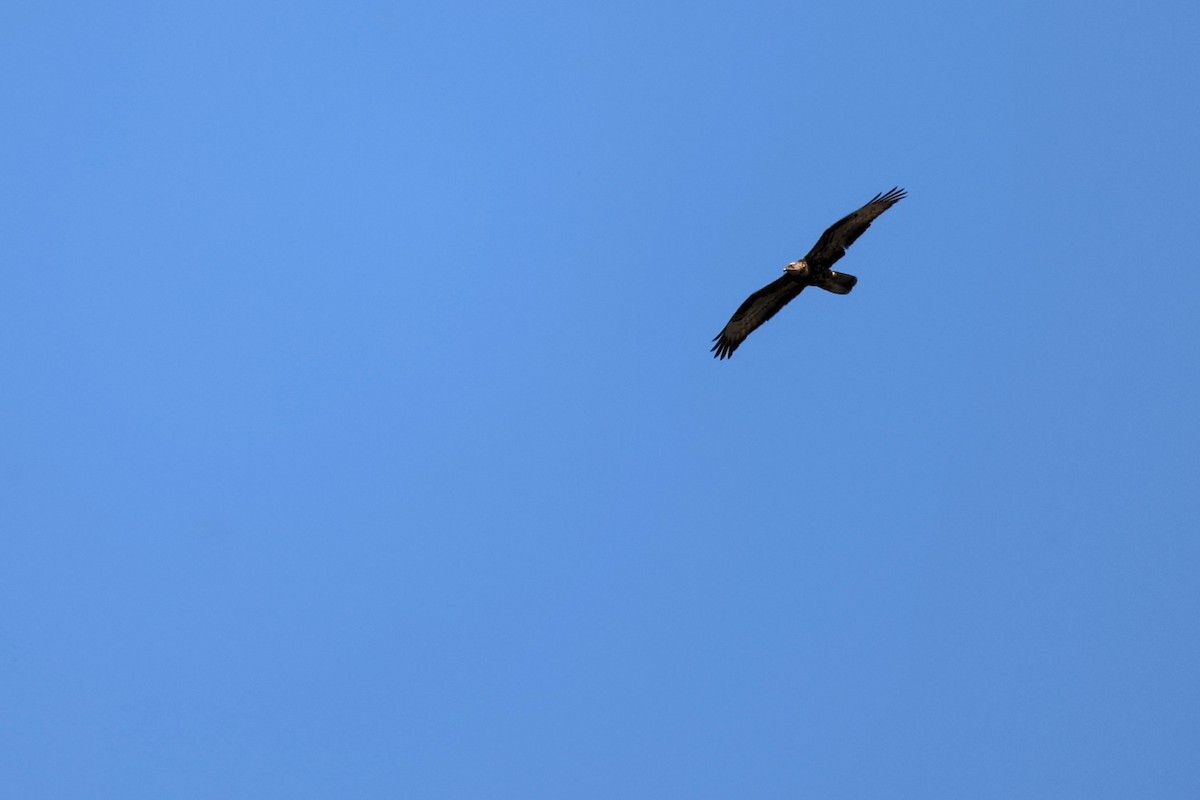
[711,187,906,360]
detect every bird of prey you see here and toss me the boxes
[711,187,906,359]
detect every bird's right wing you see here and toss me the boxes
[711,275,806,359]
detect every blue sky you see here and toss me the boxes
[3,1,1199,797]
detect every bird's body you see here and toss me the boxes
[711,187,906,359]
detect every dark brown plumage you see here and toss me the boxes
[711,187,906,360]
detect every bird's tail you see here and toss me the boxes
[816,271,857,295]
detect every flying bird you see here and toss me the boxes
[711,187,906,359]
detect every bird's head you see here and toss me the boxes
[784,259,809,275]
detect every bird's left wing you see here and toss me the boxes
[802,187,906,269]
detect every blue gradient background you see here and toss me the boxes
[3,2,1198,797]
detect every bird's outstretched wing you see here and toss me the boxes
[711,275,805,360]
[802,186,906,269]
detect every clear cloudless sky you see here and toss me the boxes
[3,1,1198,797]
